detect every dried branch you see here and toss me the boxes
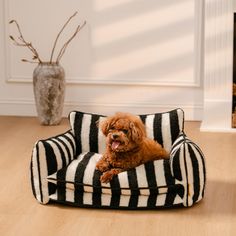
[56,20,86,63]
[21,59,39,64]
[9,20,42,63]
[49,11,78,63]
[9,13,86,65]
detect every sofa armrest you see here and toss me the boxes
[169,132,206,207]
[30,130,76,204]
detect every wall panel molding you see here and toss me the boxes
[4,0,202,88]
[6,76,200,87]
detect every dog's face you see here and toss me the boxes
[100,113,146,152]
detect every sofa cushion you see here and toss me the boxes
[49,188,184,209]
[47,152,183,197]
[69,109,184,155]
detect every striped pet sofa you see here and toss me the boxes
[30,108,206,209]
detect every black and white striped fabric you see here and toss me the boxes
[69,109,184,155]
[47,152,184,208]
[30,130,76,204]
[170,133,206,206]
[30,109,206,209]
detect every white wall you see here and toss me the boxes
[0,0,204,120]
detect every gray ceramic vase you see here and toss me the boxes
[33,63,65,125]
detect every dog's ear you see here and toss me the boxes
[100,118,110,136]
[129,120,146,143]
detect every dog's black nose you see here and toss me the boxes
[112,134,119,139]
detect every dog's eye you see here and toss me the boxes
[122,129,128,134]
[109,127,115,132]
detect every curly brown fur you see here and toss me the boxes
[96,112,169,183]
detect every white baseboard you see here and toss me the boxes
[0,99,203,121]
[200,127,236,133]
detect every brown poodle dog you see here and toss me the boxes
[96,112,169,183]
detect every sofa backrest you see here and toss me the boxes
[69,109,184,155]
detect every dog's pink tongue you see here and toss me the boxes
[112,141,120,150]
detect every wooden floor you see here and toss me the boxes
[0,116,236,236]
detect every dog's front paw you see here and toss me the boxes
[100,171,114,183]
[100,169,123,183]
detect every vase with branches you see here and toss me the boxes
[9,12,86,125]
